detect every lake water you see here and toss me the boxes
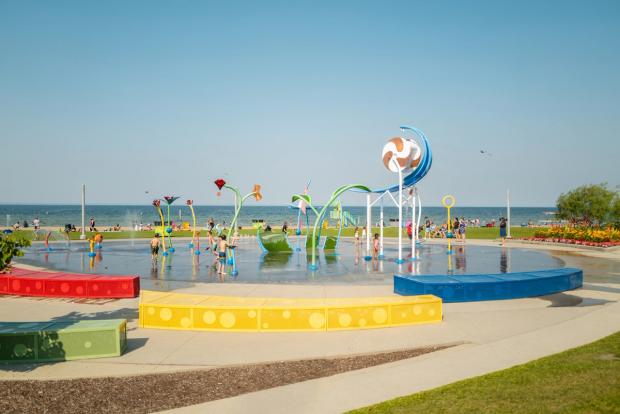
[1,205,557,229]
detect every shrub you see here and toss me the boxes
[0,235,31,272]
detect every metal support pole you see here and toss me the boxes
[411,188,416,261]
[396,168,404,264]
[365,193,371,260]
[80,184,86,240]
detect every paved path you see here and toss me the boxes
[164,288,620,413]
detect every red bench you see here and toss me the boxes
[0,267,139,299]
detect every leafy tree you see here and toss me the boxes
[0,235,31,271]
[556,184,618,226]
[611,196,620,226]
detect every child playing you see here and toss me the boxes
[150,234,160,262]
[205,231,217,255]
[217,234,228,275]
[230,231,239,248]
[373,233,379,259]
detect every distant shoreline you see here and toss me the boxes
[0,203,556,208]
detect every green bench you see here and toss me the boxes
[0,319,127,363]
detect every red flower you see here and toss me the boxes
[186,199,193,206]
[214,179,226,190]
[152,199,161,207]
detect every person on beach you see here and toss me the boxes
[217,234,228,275]
[282,222,288,234]
[362,226,367,241]
[89,217,96,232]
[354,227,360,246]
[150,234,160,262]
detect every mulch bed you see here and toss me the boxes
[0,343,457,414]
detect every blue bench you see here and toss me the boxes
[394,268,583,302]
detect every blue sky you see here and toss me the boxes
[1,0,618,206]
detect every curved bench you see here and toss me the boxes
[394,268,583,303]
[139,291,442,332]
[0,319,127,362]
[0,267,140,299]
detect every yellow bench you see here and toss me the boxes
[139,291,442,332]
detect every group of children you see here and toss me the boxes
[352,217,471,260]
[422,217,468,241]
[353,226,382,260]
[150,230,237,275]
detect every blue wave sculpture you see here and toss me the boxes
[370,125,433,194]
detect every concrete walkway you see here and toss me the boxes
[164,288,620,413]
[0,242,618,413]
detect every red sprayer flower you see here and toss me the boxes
[214,179,226,197]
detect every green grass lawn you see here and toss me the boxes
[349,331,620,414]
[9,226,537,241]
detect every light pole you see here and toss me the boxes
[506,188,512,239]
[480,150,511,238]
[80,184,86,240]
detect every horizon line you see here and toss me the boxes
[0,202,556,209]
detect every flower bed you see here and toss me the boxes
[522,227,620,248]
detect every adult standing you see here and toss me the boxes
[424,217,432,240]
[453,217,460,240]
[499,217,507,245]
[459,217,467,243]
[89,217,96,232]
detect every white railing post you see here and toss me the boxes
[379,198,384,259]
[365,193,371,260]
